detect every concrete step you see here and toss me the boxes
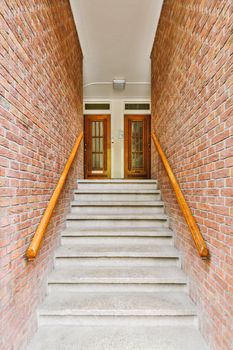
[61,227,173,245]
[66,213,168,229]
[38,291,197,326]
[62,227,173,236]
[70,200,165,214]
[74,189,161,201]
[55,244,180,268]
[77,179,157,190]
[61,235,173,246]
[27,325,209,350]
[48,266,187,292]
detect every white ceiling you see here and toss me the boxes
[70,0,163,99]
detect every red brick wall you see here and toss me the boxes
[0,1,83,349]
[151,1,232,349]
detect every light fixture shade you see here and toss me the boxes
[113,79,126,90]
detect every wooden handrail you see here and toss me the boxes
[26,131,83,260]
[152,132,209,258]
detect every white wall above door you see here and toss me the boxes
[70,0,164,99]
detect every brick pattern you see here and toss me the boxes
[151,1,233,349]
[0,1,83,349]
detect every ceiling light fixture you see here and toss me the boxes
[113,79,126,91]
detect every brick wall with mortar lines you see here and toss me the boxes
[0,1,83,349]
[151,1,232,349]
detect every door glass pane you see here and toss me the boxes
[91,120,104,171]
[96,138,99,153]
[138,153,143,167]
[96,153,100,168]
[96,122,99,137]
[100,138,103,153]
[136,155,139,168]
[132,153,135,168]
[132,122,135,135]
[92,154,96,169]
[139,125,143,151]
[100,122,103,137]
[100,154,103,168]
[131,121,143,169]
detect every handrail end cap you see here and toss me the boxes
[200,246,209,259]
[26,247,36,261]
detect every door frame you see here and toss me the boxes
[124,114,151,179]
[84,114,111,179]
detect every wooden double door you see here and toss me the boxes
[124,115,151,179]
[84,114,151,179]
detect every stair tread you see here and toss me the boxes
[48,266,187,284]
[75,189,160,193]
[56,244,180,258]
[62,227,173,237]
[67,213,168,220]
[78,179,157,183]
[39,291,196,316]
[71,200,164,207]
[27,325,209,350]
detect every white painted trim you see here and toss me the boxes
[84,110,112,115]
[124,110,151,115]
[124,99,151,102]
[84,98,112,102]
[84,96,151,100]
[84,98,151,102]
[84,82,151,89]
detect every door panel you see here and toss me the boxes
[84,115,111,179]
[124,115,151,179]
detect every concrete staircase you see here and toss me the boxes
[28,180,208,350]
